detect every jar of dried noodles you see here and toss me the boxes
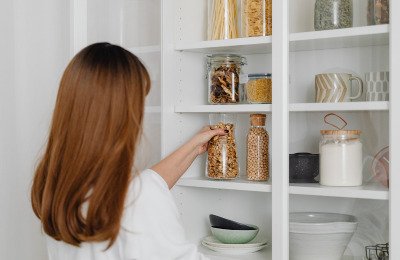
[208,0,239,40]
[241,0,272,37]
[207,54,247,104]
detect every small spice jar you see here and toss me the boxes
[314,0,353,31]
[367,0,389,25]
[206,114,239,180]
[319,130,363,186]
[208,0,239,40]
[241,0,272,37]
[208,54,247,104]
[245,73,272,104]
[247,114,269,181]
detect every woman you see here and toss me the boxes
[31,43,224,259]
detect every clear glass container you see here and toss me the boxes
[245,73,272,104]
[319,130,363,186]
[208,0,239,40]
[246,114,269,181]
[368,0,389,25]
[314,0,353,31]
[207,54,247,104]
[241,0,272,37]
[206,114,239,180]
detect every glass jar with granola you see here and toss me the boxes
[206,114,239,180]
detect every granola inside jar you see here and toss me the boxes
[207,54,247,104]
[206,114,239,180]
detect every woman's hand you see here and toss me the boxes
[190,126,226,155]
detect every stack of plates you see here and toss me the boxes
[201,236,269,255]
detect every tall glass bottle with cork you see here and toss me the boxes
[246,114,269,181]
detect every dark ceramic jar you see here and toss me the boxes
[289,153,319,183]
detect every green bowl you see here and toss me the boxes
[211,225,259,244]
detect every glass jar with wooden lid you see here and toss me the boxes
[319,130,362,186]
[247,114,269,181]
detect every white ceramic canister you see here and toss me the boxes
[319,130,363,186]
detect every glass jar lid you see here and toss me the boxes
[207,54,247,65]
[320,130,361,136]
[248,73,272,79]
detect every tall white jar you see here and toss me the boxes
[319,130,363,186]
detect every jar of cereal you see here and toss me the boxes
[206,114,239,180]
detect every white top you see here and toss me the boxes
[46,169,208,260]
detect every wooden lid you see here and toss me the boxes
[320,130,361,135]
[250,114,266,126]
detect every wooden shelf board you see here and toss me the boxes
[290,24,389,51]
[175,25,388,54]
[177,177,272,193]
[289,101,389,112]
[175,104,272,113]
[175,36,272,54]
[289,182,388,200]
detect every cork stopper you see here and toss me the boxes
[250,114,266,126]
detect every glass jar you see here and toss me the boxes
[208,54,247,104]
[247,114,269,181]
[245,73,272,104]
[367,0,389,25]
[208,0,239,40]
[241,0,272,37]
[314,0,353,31]
[206,114,239,180]
[319,130,362,186]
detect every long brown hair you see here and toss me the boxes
[31,43,150,247]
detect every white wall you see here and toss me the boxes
[0,0,70,259]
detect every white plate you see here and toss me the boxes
[202,236,268,249]
[202,240,268,255]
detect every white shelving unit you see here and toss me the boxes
[72,0,400,259]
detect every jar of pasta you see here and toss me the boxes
[241,0,272,37]
[245,73,272,104]
[206,114,239,180]
[208,0,239,40]
[207,54,247,104]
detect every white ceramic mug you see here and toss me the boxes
[315,73,364,103]
[365,71,389,101]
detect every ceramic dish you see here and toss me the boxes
[209,214,256,230]
[211,225,259,244]
[201,236,268,254]
[290,212,358,260]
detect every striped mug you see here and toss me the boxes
[315,73,364,103]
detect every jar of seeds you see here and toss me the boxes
[207,54,247,104]
[314,0,353,31]
[247,114,269,181]
[206,114,239,180]
[245,73,272,104]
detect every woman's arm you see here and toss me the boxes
[151,127,226,189]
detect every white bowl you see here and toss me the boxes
[289,212,358,260]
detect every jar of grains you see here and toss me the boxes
[314,0,353,31]
[208,0,239,40]
[206,114,239,180]
[319,130,363,186]
[245,73,272,104]
[247,114,269,181]
[367,0,389,25]
[208,54,247,104]
[241,0,272,37]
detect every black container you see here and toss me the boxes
[289,153,319,183]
